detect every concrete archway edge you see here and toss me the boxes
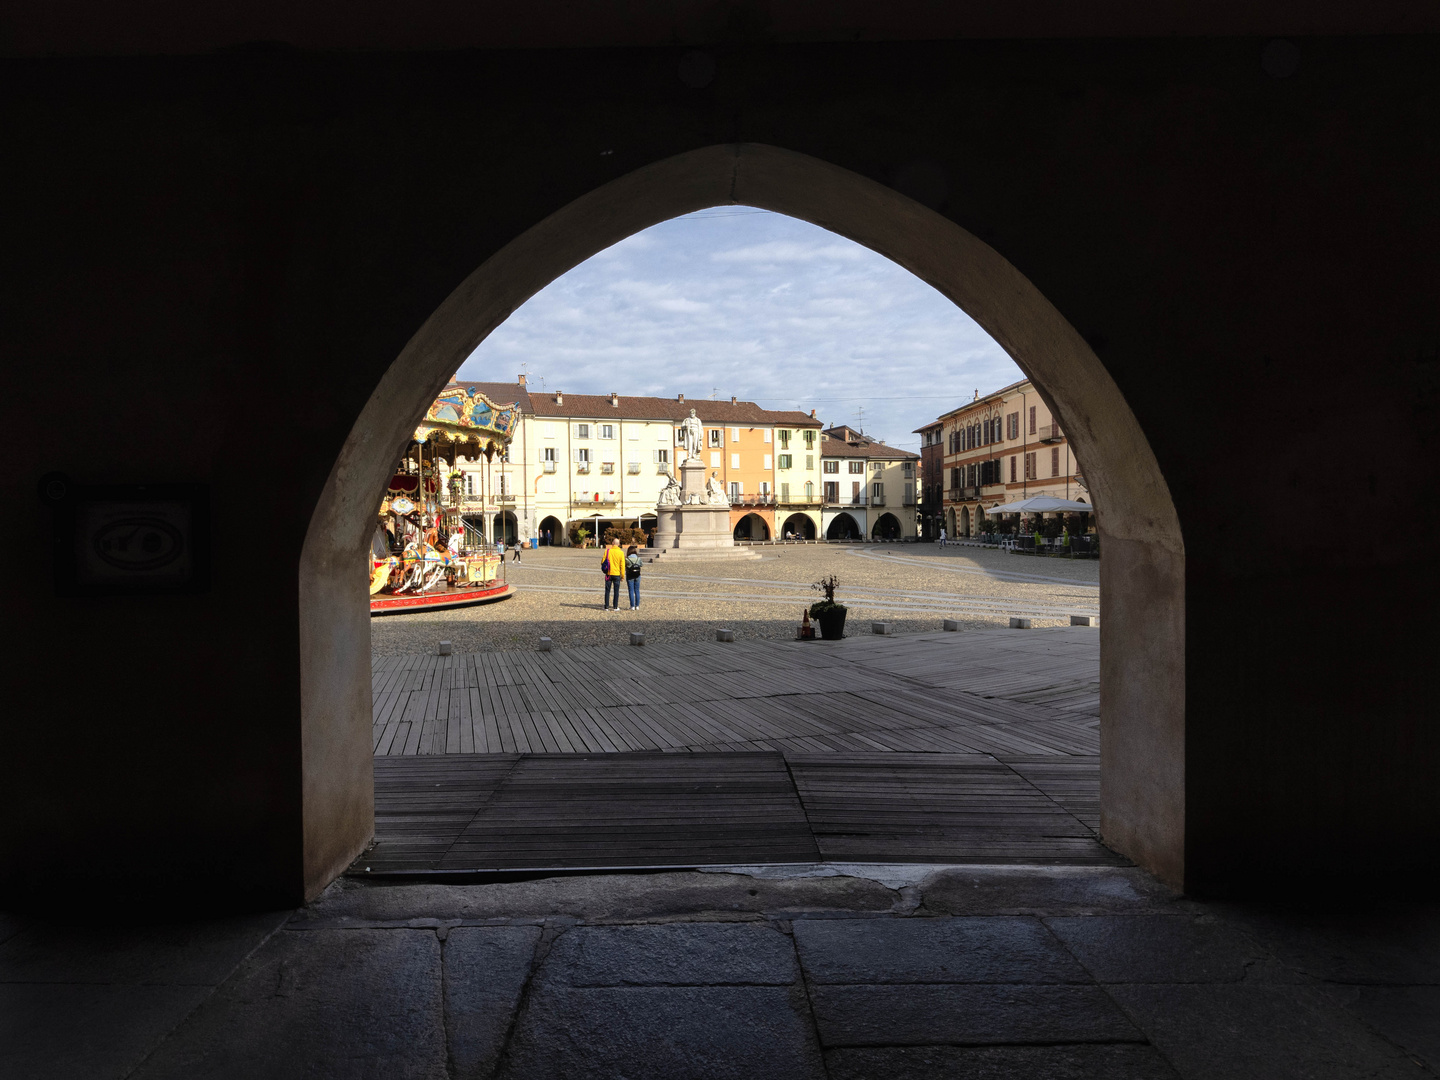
[301,143,1186,897]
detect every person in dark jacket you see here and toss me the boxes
[624,544,642,610]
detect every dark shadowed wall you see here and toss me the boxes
[1,34,1435,905]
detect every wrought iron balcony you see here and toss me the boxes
[776,494,821,506]
[729,493,775,507]
[571,494,618,506]
[1038,423,1064,443]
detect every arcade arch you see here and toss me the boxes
[780,513,816,540]
[825,512,862,541]
[871,512,901,540]
[538,515,564,546]
[733,513,769,541]
[301,144,1184,895]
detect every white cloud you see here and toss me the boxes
[463,208,1022,450]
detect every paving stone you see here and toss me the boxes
[499,985,825,1079]
[543,923,798,986]
[0,982,211,1080]
[1331,985,1440,1072]
[1216,903,1440,985]
[825,1043,1181,1080]
[444,926,541,1080]
[920,866,1191,916]
[1108,983,1430,1079]
[301,870,898,924]
[809,983,1143,1046]
[0,911,289,985]
[794,916,1089,984]
[129,928,447,1080]
[1045,915,1280,983]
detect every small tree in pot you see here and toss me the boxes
[809,574,847,640]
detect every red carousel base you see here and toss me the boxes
[370,582,515,616]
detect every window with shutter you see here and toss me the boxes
[1028,407,1036,435]
[1052,447,1060,476]
[1010,455,1017,482]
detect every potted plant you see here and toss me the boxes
[809,574,848,640]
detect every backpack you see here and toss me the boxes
[626,553,642,573]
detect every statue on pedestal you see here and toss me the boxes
[678,408,704,462]
[706,472,730,506]
[657,470,682,506]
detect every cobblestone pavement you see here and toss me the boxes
[371,543,1101,656]
[10,867,1436,1079]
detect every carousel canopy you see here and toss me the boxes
[411,386,522,459]
[990,495,1093,515]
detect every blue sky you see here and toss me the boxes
[459,208,1022,451]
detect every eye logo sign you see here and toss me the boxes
[92,516,186,572]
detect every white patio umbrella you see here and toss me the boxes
[990,495,1094,515]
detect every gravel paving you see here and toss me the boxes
[370,543,1100,656]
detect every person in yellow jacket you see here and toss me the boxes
[602,536,626,611]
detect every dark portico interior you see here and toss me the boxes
[0,3,1437,1076]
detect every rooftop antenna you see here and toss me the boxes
[710,387,719,399]
[853,406,866,433]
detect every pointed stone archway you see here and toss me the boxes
[301,143,1183,896]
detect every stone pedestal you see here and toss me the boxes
[648,458,760,561]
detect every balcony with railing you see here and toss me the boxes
[870,496,885,507]
[1038,423,1064,443]
[823,494,871,507]
[571,493,618,506]
[776,494,822,506]
[627,463,642,474]
[729,493,776,507]
[575,463,591,475]
[542,461,557,473]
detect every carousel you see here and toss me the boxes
[369,385,522,615]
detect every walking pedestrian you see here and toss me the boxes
[624,544,642,610]
[601,536,625,611]
[938,527,947,548]
[511,537,523,563]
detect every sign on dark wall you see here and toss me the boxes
[40,474,211,595]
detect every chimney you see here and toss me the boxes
[555,391,563,405]
[973,389,979,401]
[730,395,737,405]
[610,393,619,407]
[678,393,685,403]
[517,374,526,385]
[810,409,817,419]
[453,372,463,385]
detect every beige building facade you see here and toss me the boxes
[818,425,920,541]
[448,378,822,545]
[931,380,1088,537]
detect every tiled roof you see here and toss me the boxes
[449,380,532,412]
[527,392,820,427]
[819,429,920,460]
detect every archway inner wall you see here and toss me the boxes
[303,144,1186,894]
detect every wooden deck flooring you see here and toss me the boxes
[370,628,1101,758]
[360,629,1118,873]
